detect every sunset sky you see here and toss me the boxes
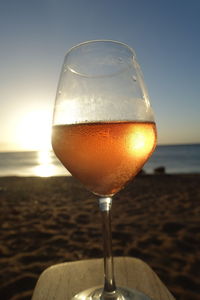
[0,0,200,151]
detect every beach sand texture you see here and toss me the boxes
[0,175,200,300]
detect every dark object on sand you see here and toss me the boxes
[154,166,166,174]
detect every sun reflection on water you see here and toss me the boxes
[34,150,56,177]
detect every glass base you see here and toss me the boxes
[72,286,152,300]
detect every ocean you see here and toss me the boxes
[0,144,200,177]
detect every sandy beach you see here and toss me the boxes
[0,174,200,300]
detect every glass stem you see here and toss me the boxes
[99,197,117,295]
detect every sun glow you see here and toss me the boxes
[128,124,156,157]
[17,110,52,150]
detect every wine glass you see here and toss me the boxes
[52,40,157,300]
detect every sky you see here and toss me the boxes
[0,0,200,151]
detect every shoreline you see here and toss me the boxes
[0,174,200,300]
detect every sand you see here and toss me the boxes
[0,174,200,300]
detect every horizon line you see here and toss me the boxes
[0,142,200,153]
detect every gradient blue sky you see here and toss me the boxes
[0,0,200,151]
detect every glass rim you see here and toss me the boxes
[64,40,137,78]
[65,39,136,57]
